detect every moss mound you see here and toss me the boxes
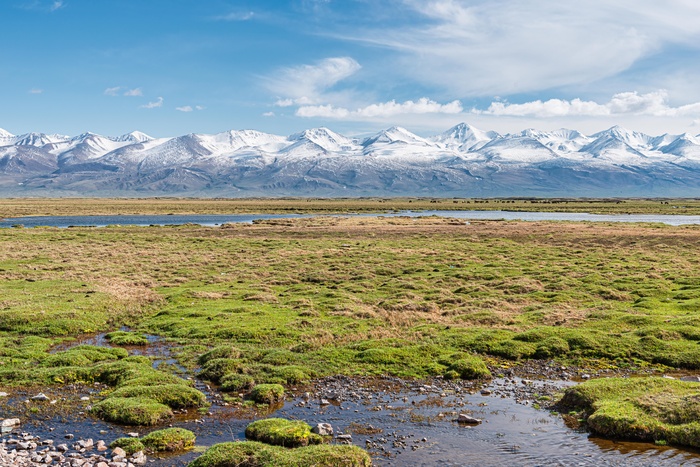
[220,373,255,393]
[90,397,173,425]
[108,384,206,409]
[245,418,321,447]
[199,358,240,383]
[445,355,491,379]
[142,427,196,452]
[250,384,284,404]
[188,441,372,467]
[109,437,145,455]
[198,345,241,365]
[558,377,700,448]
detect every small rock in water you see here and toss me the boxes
[312,423,333,436]
[320,399,330,406]
[480,389,492,396]
[0,418,20,428]
[0,392,8,397]
[80,396,90,401]
[127,432,139,438]
[680,375,700,383]
[31,393,50,401]
[112,447,127,458]
[457,413,482,424]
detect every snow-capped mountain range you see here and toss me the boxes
[1,123,700,197]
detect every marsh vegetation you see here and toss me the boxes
[1,200,700,462]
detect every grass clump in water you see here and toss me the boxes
[245,418,322,447]
[109,437,145,455]
[250,384,284,404]
[220,373,255,392]
[107,384,206,409]
[141,427,196,452]
[558,377,700,448]
[90,397,173,425]
[188,441,371,467]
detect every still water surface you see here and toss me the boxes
[2,210,700,228]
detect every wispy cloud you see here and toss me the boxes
[19,0,65,12]
[28,88,43,94]
[104,86,121,96]
[297,98,463,119]
[262,111,275,117]
[123,88,143,97]
[141,97,163,109]
[332,0,700,97]
[213,10,254,21]
[264,57,361,106]
[176,105,204,112]
[475,90,700,118]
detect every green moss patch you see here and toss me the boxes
[188,441,371,467]
[559,377,700,448]
[220,373,255,392]
[109,437,145,455]
[90,397,173,426]
[142,427,196,452]
[444,355,491,380]
[250,384,284,404]
[245,418,321,448]
[108,384,206,409]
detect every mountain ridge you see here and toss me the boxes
[1,123,700,197]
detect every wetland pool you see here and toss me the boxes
[3,210,700,228]
[4,375,700,466]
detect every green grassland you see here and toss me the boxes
[1,197,700,217]
[1,212,700,447]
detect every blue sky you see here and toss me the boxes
[3,0,700,137]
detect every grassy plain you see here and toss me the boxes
[1,204,700,448]
[1,197,700,217]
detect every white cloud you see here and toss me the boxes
[334,0,700,97]
[176,105,204,112]
[104,86,121,96]
[477,90,700,118]
[296,98,463,119]
[20,0,65,12]
[123,88,143,97]
[214,11,254,21]
[141,97,163,109]
[263,111,275,117]
[264,57,361,106]
[28,88,43,94]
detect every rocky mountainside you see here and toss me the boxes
[1,124,699,197]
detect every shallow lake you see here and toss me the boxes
[3,210,700,228]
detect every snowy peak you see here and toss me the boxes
[115,131,153,143]
[592,125,653,148]
[0,128,14,139]
[13,132,70,147]
[363,126,433,147]
[288,127,357,152]
[434,123,498,151]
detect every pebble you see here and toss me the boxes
[31,393,50,402]
[0,430,148,467]
[457,413,482,424]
